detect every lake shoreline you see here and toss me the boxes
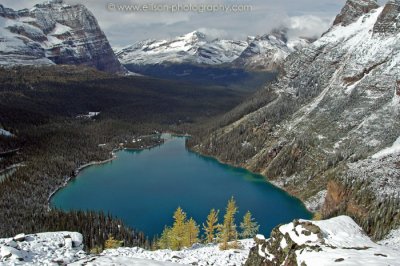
[186,145,314,215]
[47,137,164,210]
[52,133,311,237]
[48,132,313,217]
[46,153,118,211]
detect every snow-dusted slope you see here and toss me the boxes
[194,0,400,241]
[72,239,254,266]
[246,216,400,266]
[116,30,308,71]
[0,0,125,73]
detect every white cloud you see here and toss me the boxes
[196,28,230,40]
[286,15,333,40]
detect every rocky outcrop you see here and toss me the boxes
[333,0,379,26]
[245,216,400,266]
[373,0,400,34]
[0,0,125,73]
[0,232,84,264]
[192,0,400,240]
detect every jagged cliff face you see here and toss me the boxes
[333,0,379,26]
[193,0,400,240]
[0,0,125,73]
[373,0,400,34]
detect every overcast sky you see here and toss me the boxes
[0,0,386,47]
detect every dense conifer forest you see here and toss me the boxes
[0,66,248,250]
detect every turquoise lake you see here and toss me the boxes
[51,135,311,237]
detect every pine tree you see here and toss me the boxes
[239,211,259,238]
[185,217,199,247]
[203,209,220,243]
[218,197,239,250]
[170,207,187,250]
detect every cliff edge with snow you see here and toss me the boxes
[0,216,398,265]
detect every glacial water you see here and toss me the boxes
[51,134,311,237]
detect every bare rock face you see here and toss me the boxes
[333,0,379,26]
[373,0,400,34]
[0,0,125,73]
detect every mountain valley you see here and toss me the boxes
[0,0,399,265]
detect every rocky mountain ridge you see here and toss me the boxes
[116,29,311,72]
[191,0,400,242]
[0,0,125,73]
[116,31,248,66]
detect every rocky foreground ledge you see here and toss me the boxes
[246,216,400,266]
[0,216,399,265]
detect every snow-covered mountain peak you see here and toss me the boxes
[232,29,311,71]
[333,0,379,26]
[116,31,248,66]
[181,30,207,42]
[0,1,125,73]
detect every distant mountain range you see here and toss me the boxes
[0,0,312,78]
[115,29,312,72]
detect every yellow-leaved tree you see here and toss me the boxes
[218,197,239,250]
[170,207,187,250]
[203,208,220,243]
[239,211,259,238]
[185,217,200,247]
[104,235,123,249]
